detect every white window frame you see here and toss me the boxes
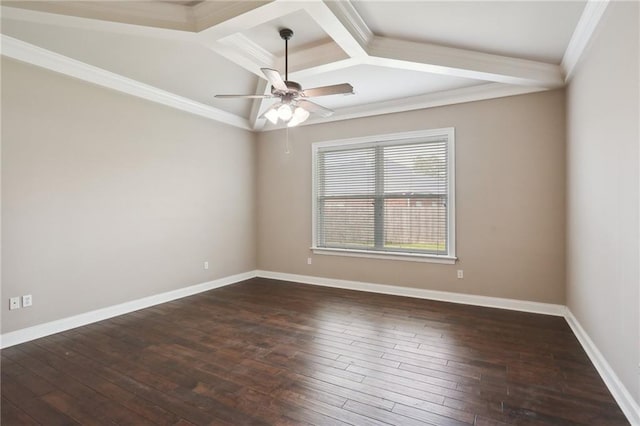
[311,128,456,264]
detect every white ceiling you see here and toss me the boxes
[0,0,594,132]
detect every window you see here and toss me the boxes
[312,128,455,263]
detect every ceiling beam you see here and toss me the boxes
[302,1,369,59]
[321,0,372,53]
[366,36,564,89]
[195,1,304,42]
[1,1,194,31]
[284,41,353,77]
[194,1,308,77]
[192,1,274,32]
[0,5,197,41]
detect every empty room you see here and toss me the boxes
[1,0,638,425]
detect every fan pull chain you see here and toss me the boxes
[285,127,291,154]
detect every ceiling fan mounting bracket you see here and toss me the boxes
[279,28,294,41]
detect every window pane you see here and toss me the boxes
[384,143,447,195]
[319,148,375,197]
[319,198,374,249]
[383,197,447,254]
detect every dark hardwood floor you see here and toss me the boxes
[1,278,629,425]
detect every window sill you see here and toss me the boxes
[310,247,457,264]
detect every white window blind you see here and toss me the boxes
[313,129,455,259]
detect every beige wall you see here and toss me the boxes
[566,1,640,405]
[257,90,566,304]
[1,58,257,333]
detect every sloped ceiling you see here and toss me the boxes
[1,0,600,132]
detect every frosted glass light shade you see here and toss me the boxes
[287,106,311,127]
[264,108,279,125]
[277,104,293,121]
[294,106,310,121]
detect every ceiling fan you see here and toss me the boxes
[215,28,355,127]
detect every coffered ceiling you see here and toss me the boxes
[1,1,608,132]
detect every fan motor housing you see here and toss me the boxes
[271,80,302,97]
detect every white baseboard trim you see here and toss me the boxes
[255,270,566,316]
[0,270,257,349]
[564,308,640,426]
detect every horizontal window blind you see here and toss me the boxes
[315,134,452,256]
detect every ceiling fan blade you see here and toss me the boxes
[302,83,354,98]
[215,94,274,99]
[261,68,287,91]
[298,99,334,118]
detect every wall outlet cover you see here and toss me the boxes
[22,295,33,307]
[9,297,20,310]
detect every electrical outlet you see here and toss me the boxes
[457,270,464,279]
[9,297,20,310]
[307,257,312,265]
[22,294,33,307]
[204,261,209,270]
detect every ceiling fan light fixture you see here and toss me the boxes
[295,106,310,120]
[287,106,310,128]
[277,103,293,121]
[264,107,279,125]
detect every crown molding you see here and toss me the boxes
[326,83,546,124]
[260,83,547,131]
[1,35,251,131]
[561,0,610,81]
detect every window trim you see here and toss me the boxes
[311,128,456,263]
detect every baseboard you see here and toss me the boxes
[564,308,640,425]
[255,270,566,316]
[0,270,258,349]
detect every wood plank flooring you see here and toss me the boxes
[1,277,629,425]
